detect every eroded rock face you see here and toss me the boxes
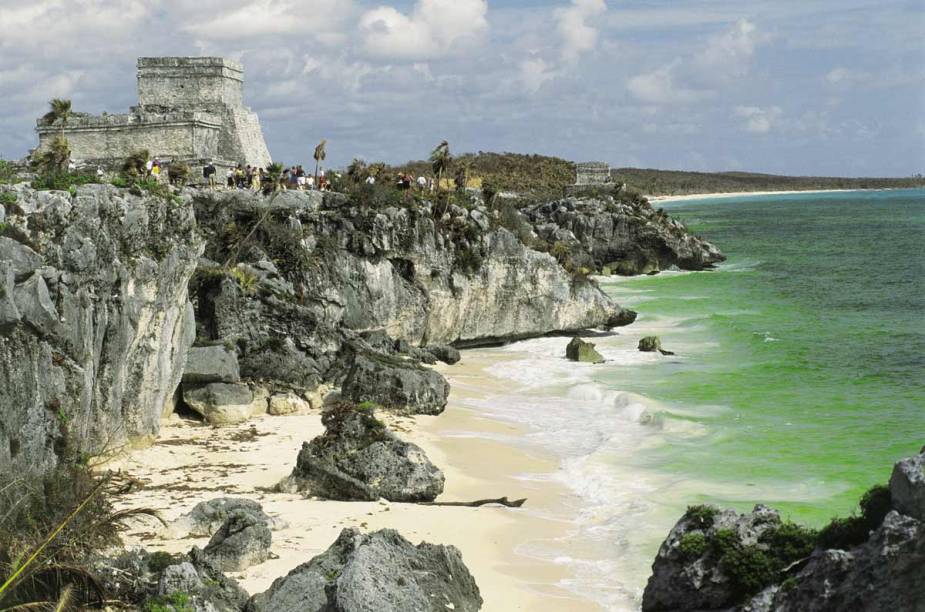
[523,196,725,274]
[183,344,240,384]
[246,528,482,612]
[282,404,445,502]
[0,184,202,474]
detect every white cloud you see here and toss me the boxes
[519,58,556,93]
[627,19,763,105]
[359,0,488,60]
[627,63,710,105]
[556,0,608,62]
[181,0,350,41]
[824,67,871,86]
[692,19,760,81]
[733,105,783,134]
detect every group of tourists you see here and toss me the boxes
[201,163,330,192]
[395,173,434,191]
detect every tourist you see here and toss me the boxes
[366,175,376,185]
[307,175,315,190]
[296,166,306,190]
[252,167,261,192]
[226,168,234,188]
[288,167,299,190]
[203,162,217,190]
[245,165,253,189]
[417,175,427,190]
[151,159,161,181]
[145,158,154,179]
[234,164,245,189]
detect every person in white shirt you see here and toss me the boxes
[365,175,376,185]
[417,176,427,189]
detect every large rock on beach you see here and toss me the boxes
[341,354,449,415]
[565,337,605,363]
[281,404,444,502]
[167,497,284,539]
[245,528,482,612]
[201,511,273,572]
[183,382,255,425]
[183,344,240,384]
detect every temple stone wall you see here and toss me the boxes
[35,57,270,168]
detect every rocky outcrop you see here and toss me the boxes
[756,510,925,611]
[642,504,786,611]
[523,196,724,275]
[281,404,445,502]
[245,528,482,612]
[565,337,604,363]
[639,335,675,355]
[643,449,925,612]
[201,511,273,572]
[0,183,202,474]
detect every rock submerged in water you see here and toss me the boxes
[280,403,445,502]
[245,528,482,612]
[565,337,605,364]
[639,336,675,356]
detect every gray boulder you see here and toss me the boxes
[202,511,273,572]
[425,344,461,365]
[889,449,925,521]
[245,528,482,612]
[565,337,605,363]
[158,561,204,596]
[169,497,284,538]
[184,382,255,426]
[341,354,449,415]
[638,336,662,352]
[184,345,240,384]
[0,261,21,331]
[282,404,444,502]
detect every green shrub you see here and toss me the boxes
[684,504,719,529]
[147,551,177,574]
[818,484,891,549]
[678,532,707,559]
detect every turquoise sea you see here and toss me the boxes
[456,188,925,609]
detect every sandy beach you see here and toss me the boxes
[105,355,601,611]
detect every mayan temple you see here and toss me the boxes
[34,57,271,170]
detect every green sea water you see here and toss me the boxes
[601,188,925,525]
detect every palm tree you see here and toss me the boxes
[313,140,327,185]
[42,98,72,127]
[430,140,451,192]
[34,136,70,177]
[346,158,368,183]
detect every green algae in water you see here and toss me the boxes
[600,189,925,526]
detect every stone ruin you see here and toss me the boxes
[35,57,271,172]
[566,161,617,195]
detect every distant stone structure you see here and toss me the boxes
[566,162,617,195]
[35,57,271,171]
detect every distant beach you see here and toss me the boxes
[647,188,882,203]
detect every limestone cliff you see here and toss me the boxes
[0,184,202,474]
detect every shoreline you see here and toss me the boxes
[646,187,905,203]
[105,365,599,611]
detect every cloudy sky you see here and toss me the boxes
[1,0,923,175]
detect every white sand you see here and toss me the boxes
[647,188,877,203]
[104,370,600,610]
